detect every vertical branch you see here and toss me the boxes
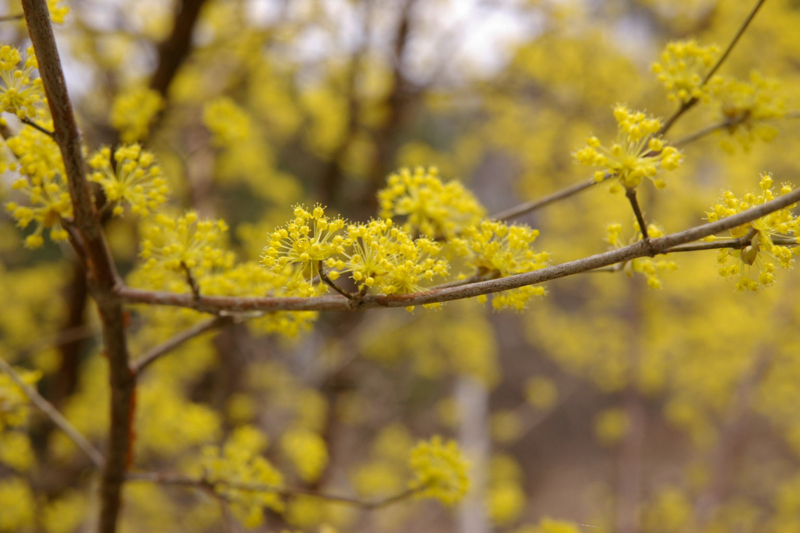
[21,3,134,533]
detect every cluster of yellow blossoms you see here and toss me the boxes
[574,106,682,190]
[4,126,72,249]
[140,212,235,287]
[197,426,284,529]
[455,220,550,310]
[709,71,786,152]
[203,97,252,147]
[110,87,164,142]
[378,166,485,238]
[408,436,469,505]
[606,222,678,289]
[88,144,169,217]
[651,39,719,103]
[706,174,798,291]
[0,46,43,120]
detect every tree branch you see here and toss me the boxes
[116,185,800,314]
[127,472,420,510]
[22,2,134,532]
[0,357,105,468]
[132,316,233,374]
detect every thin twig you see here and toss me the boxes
[0,13,23,21]
[659,0,768,137]
[115,184,800,314]
[127,472,420,510]
[625,188,649,240]
[132,316,233,374]
[181,262,201,300]
[492,178,597,221]
[0,357,105,467]
[21,117,54,136]
[318,261,356,301]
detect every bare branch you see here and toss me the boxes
[625,188,650,240]
[0,13,23,21]
[132,316,233,374]
[0,357,105,468]
[492,178,598,221]
[116,185,800,314]
[22,2,134,532]
[21,117,54,136]
[128,472,420,510]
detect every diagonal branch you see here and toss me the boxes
[116,185,800,314]
[0,357,105,468]
[132,316,233,374]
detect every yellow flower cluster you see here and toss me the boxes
[48,0,70,24]
[198,426,284,528]
[280,428,328,483]
[262,205,347,296]
[200,262,318,337]
[595,407,629,445]
[378,166,486,238]
[203,97,252,147]
[0,477,35,531]
[487,455,526,525]
[110,86,164,142]
[88,144,169,217]
[0,431,35,472]
[408,436,469,506]
[574,106,682,190]
[709,71,786,152]
[0,46,43,120]
[0,368,40,431]
[706,174,798,291]
[329,218,449,296]
[651,39,719,103]
[140,212,234,289]
[606,222,678,289]
[4,125,73,248]
[456,220,550,310]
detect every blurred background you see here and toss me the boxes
[2,0,800,531]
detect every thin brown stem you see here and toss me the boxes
[181,262,201,300]
[492,178,598,221]
[132,316,232,374]
[22,3,134,533]
[0,357,105,467]
[21,117,54,136]
[0,13,23,21]
[626,188,649,240]
[115,184,800,314]
[318,261,356,301]
[127,472,420,510]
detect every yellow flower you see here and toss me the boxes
[651,39,719,103]
[88,144,169,217]
[203,97,252,147]
[110,86,164,142]
[408,436,469,505]
[281,428,328,483]
[707,173,798,291]
[595,407,629,445]
[198,428,284,529]
[262,204,347,296]
[0,46,44,120]
[574,105,681,190]
[709,71,786,152]
[605,221,678,289]
[378,166,486,239]
[326,218,449,299]
[456,220,550,310]
[140,211,234,289]
[0,368,40,432]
